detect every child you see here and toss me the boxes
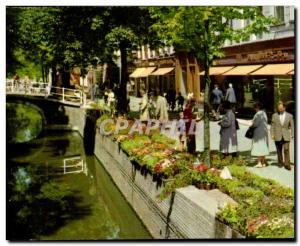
[178,111,186,152]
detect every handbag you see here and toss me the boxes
[245,126,255,139]
[235,119,240,130]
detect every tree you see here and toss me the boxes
[149,6,275,166]
[103,7,161,114]
[6,7,109,84]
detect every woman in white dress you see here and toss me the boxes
[155,92,169,121]
[251,102,269,167]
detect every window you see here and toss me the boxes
[275,6,285,23]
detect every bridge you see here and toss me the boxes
[6,80,84,107]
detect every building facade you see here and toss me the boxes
[129,6,295,115]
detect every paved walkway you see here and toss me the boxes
[196,120,294,188]
[164,119,294,189]
[96,98,295,189]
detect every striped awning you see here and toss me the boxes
[199,66,234,75]
[139,67,156,77]
[150,67,175,76]
[250,63,294,75]
[129,68,146,78]
[222,65,263,75]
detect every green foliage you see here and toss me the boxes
[97,114,111,124]
[159,170,193,200]
[121,135,151,154]
[150,133,176,146]
[38,182,72,202]
[6,103,43,143]
[219,204,239,224]
[217,164,294,238]
[150,6,275,63]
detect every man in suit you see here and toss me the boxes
[211,84,223,120]
[225,83,237,111]
[270,102,294,170]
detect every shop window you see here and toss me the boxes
[274,77,293,105]
[275,6,285,23]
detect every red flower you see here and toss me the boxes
[197,164,208,172]
[154,163,163,174]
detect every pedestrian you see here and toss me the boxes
[219,100,238,158]
[270,101,294,170]
[87,68,96,101]
[107,89,115,116]
[139,89,149,122]
[184,99,196,155]
[104,87,109,104]
[156,92,169,121]
[176,92,185,111]
[24,73,30,93]
[12,73,20,90]
[178,111,186,152]
[148,91,156,119]
[225,83,237,110]
[250,102,269,168]
[167,88,176,111]
[211,84,223,120]
[187,91,194,101]
[126,81,131,97]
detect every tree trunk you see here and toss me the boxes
[119,42,128,114]
[203,19,211,167]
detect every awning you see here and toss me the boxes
[222,65,263,75]
[150,67,175,76]
[288,70,294,75]
[199,66,234,75]
[129,68,146,78]
[139,67,156,77]
[250,63,294,75]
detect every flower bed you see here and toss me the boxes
[216,165,294,238]
[96,114,294,239]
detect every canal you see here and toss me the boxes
[7,130,151,240]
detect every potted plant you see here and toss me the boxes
[191,164,208,189]
[203,171,217,190]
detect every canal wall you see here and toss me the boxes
[63,106,244,239]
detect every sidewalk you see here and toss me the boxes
[100,97,295,188]
[194,120,294,188]
[162,118,294,188]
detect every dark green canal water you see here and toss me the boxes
[7,131,151,240]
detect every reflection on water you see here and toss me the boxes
[6,103,43,144]
[7,131,151,240]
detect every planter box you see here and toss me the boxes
[61,107,246,239]
[94,132,243,239]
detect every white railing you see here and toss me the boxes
[6,80,83,105]
[51,86,83,104]
[6,80,49,95]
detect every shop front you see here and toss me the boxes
[129,52,203,102]
[199,36,295,118]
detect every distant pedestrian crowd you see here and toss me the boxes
[89,80,294,171]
